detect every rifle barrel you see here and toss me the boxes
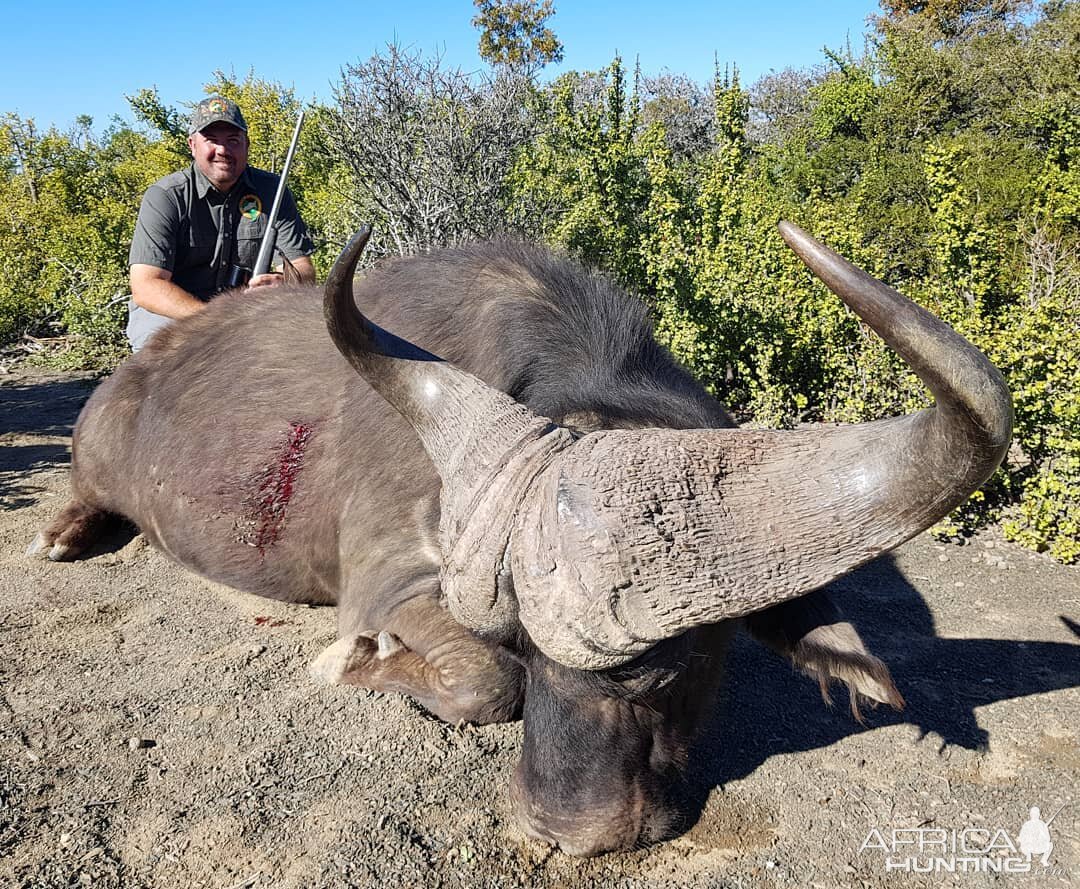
[252,111,305,277]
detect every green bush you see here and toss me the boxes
[505,11,1078,560]
[0,3,1075,561]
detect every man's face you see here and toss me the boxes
[188,123,249,192]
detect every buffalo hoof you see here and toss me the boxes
[308,632,390,682]
[26,532,49,558]
[310,631,407,685]
[28,498,113,562]
[26,532,76,562]
[308,628,523,725]
[376,630,404,660]
[309,633,371,685]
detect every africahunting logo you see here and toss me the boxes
[859,803,1070,876]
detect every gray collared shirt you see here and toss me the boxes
[129,163,314,301]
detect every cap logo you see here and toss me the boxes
[189,95,247,135]
[239,194,262,220]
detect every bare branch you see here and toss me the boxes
[322,44,535,256]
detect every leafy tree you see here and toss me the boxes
[126,88,188,159]
[508,57,651,287]
[0,113,169,358]
[877,0,1031,38]
[472,0,564,74]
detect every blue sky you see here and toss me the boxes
[3,1,881,133]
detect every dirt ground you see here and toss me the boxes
[1,365,1078,889]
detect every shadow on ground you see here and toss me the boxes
[0,376,98,436]
[0,376,99,509]
[682,552,1080,817]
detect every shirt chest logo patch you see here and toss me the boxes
[239,194,262,220]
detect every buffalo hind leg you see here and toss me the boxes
[27,498,115,562]
[310,596,524,726]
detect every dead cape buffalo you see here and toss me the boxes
[31,222,1012,857]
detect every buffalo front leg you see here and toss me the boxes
[27,498,116,562]
[310,591,523,726]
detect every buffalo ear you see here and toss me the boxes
[742,591,904,722]
[786,622,904,721]
[281,254,303,286]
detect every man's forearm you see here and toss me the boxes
[132,277,206,319]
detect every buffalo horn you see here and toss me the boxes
[323,229,574,638]
[507,222,1013,669]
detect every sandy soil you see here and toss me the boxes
[2,365,1078,889]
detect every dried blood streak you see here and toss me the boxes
[250,422,312,556]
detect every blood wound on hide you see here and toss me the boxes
[237,422,313,556]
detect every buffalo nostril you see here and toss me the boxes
[555,836,616,858]
[515,815,617,858]
[510,786,644,856]
[513,810,553,847]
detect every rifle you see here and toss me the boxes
[252,110,305,278]
[224,111,306,290]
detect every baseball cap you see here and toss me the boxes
[188,96,248,136]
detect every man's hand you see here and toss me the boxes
[246,272,285,290]
[246,255,316,289]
